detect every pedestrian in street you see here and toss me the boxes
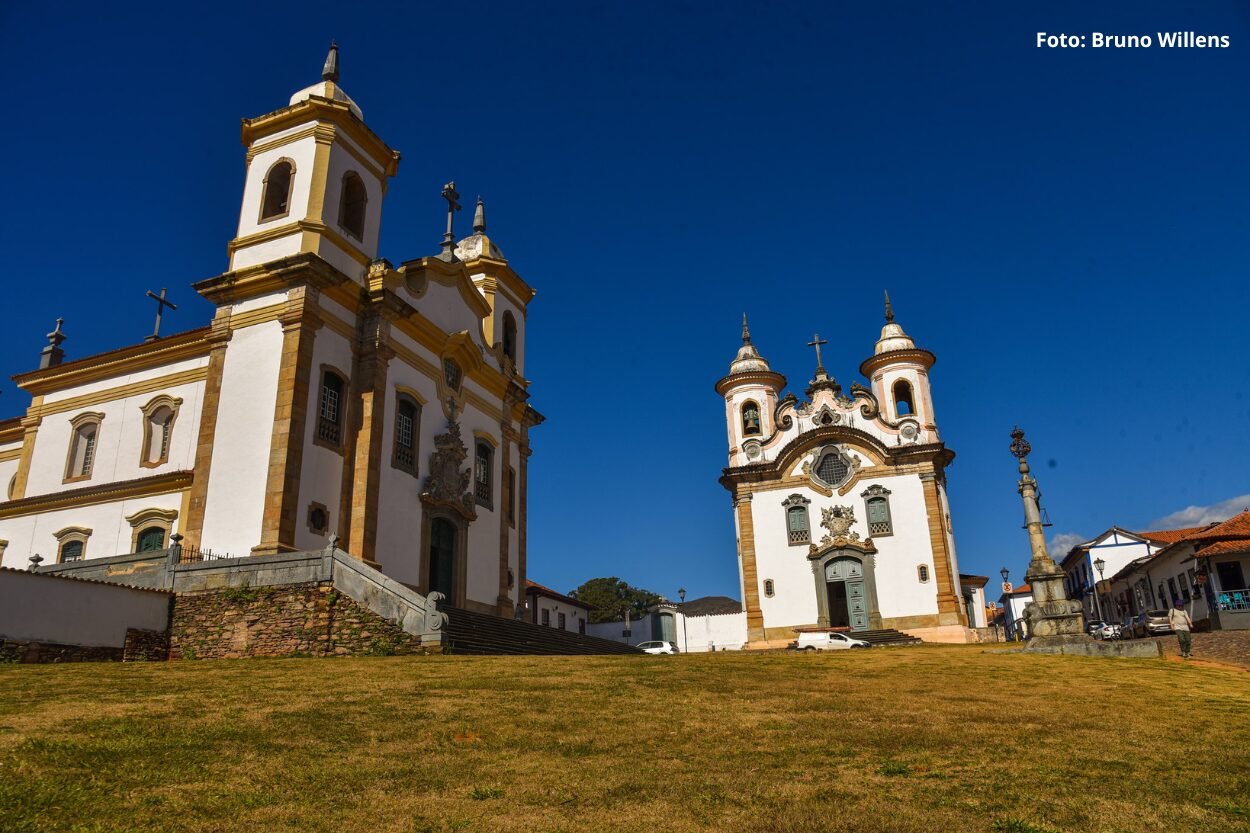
[1169,601,1194,658]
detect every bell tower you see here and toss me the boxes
[228,44,401,280]
[859,293,938,434]
[715,316,786,467]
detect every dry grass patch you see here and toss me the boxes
[0,647,1247,832]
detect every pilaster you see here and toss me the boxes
[253,288,322,556]
[9,405,43,501]
[919,469,965,625]
[345,322,393,566]
[181,311,233,549]
[735,492,766,641]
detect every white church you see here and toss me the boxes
[0,46,540,618]
[717,304,973,645]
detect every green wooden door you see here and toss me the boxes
[846,580,869,631]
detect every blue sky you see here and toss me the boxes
[2,1,1247,600]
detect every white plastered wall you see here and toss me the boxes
[24,375,206,499]
[198,320,285,556]
[0,570,170,647]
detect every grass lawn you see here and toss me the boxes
[1,646,1247,833]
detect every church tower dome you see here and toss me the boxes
[716,316,786,462]
[859,292,938,431]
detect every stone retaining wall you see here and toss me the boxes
[169,582,437,660]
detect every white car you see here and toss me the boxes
[795,631,871,651]
[637,640,679,655]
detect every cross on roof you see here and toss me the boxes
[145,288,177,342]
[439,181,462,260]
[807,333,828,372]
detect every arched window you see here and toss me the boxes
[862,485,893,536]
[316,369,347,450]
[782,494,811,546]
[64,413,104,482]
[502,311,518,364]
[260,159,295,221]
[392,394,420,475]
[137,526,166,552]
[53,526,91,563]
[125,507,177,553]
[140,396,182,468]
[764,579,775,598]
[918,564,930,583]
[893,379,915,417]
[339,171,367,240]
[741,400,762,436]
[474,441,494,508]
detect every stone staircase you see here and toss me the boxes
[442,607,641,655]
[856,628,924,647]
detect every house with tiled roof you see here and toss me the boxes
[1057,527,1189,625]
[524,580,591,634]
[1104,510,1250,631]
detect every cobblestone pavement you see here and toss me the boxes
[1156,629,1250,669]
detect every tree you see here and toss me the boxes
[569,577,663,624]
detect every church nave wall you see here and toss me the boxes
[0,489,185,568]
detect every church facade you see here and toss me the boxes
[0,47,540,617]
[718,302,972,645]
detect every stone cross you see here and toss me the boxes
[145,288,177,342]
[807,333,828,372]
[439,181,462,259]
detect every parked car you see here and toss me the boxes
[794,632,871,651]
[1119,617,1137,638]
[1086,620,1107,636]
[1131,610,1173,639]
[1097,623,1122,641]
[637,640,679,655]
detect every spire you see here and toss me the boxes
[321,41,340,83]
[40,318,66,369]
[741,313,751,344]
[472,196,486,234]
[884,290,894,323]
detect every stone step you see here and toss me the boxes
[442,607,641,656]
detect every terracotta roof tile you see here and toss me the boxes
[1182,511,1250,543]
[1195,539,1250,558]
[1137,526,1211,544]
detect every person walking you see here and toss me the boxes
[1169,601,1194,658]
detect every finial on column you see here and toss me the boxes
[472,196,486,234]
[884,290,894,323]
[741,313,751,344]
[322,41,340,83]
[40,318,66,369]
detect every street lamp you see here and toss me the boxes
[677,587,688,654]
[1000,567,1010,585]
[1093,556,1107,625]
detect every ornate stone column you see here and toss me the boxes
[1009,427,1159,657]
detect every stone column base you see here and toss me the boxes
[1024,633,1162,658]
